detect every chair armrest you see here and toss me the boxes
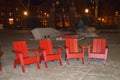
[64,46,69,49]
[78,45,86,49]
[12,50,24,54]
[53,46,63,50]
[29,48,45,57]
[53,46,63,54]
[28,48,41,52]
[28,48,38,51]
[38,49,46,54]
[39,49,47,59]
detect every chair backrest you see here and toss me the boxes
[92,38,106,53]
[66,38,78,52]
[39,39,53,54]
[13,41,28,58]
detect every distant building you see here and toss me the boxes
[0,0,23,29]
[0,0,119,29]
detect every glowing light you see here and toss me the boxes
[85,8,89,13]
[98,18,101,21]
[56,0,59,5]
[23,11,28,16]
[9,18,14,25]
[102,18,104,22]
[115,11,119,16]
[44,12,47,15]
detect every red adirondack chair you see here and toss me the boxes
[13,41,40,73]
[0,46,3,71]
[65,38,85,64]
[88,38,108,64]
[39,39,62,68]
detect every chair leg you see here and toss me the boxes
[39,59,42,64]
[59,59,62,66]
[39,56,43,64]
[67,59,70,65]
[104,59,106,65]
[65,54,67,61]
[82,58,84,64]
[22,65,25,73]
[14,61,17,68]
[37,62,40,69]
[45,61,48,68]
[0,53,2,71]
[0,62,2,71]
[88,58,90,64]
[19,55,25,73]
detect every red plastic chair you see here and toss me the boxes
[0,48,3,71]
[65,38,85,64]
[88,38,108,64]
[13,41,40,73]
[39,39,62,68]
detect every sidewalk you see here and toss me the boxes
[0,30,120,80]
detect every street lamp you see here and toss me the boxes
[23,11,28,16]
[54,0,65,28]
[85,8,89,14]
[56,0,59,5]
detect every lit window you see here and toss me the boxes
[9,18,14,25]
[16,8,18,11]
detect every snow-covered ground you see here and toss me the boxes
[0,30,120,80]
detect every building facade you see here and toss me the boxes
[0,0,119,29]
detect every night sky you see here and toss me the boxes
[24,0,48,5]
[30,0,47,5]
[101,0,120,10]
[23,0,120,16]
[99,0,120,16]
[25,0,120,10]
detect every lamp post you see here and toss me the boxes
[95,0,98,19]
[55,0,65,28]
[61,7,65,28]
[59,0,65,28]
